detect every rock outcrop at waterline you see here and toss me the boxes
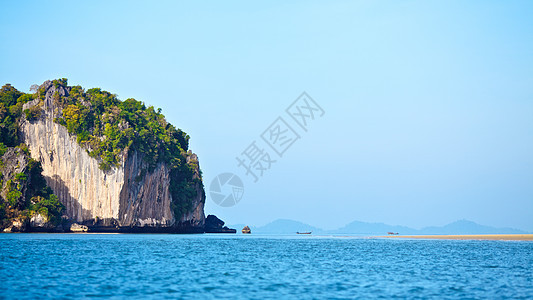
[204,215,237,233]
[0,79,213,233]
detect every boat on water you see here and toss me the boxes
[296,232,312,234]
[242,226,251,234]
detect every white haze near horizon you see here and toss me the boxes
[1,1,532,231]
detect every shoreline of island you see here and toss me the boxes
[377,234,533,241]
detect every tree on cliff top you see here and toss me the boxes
[0,84,34,147]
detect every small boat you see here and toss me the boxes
[242,226,251,234]
[296,232,312,234]
[387,232,399,235]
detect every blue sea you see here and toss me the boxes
[0,234,532,299]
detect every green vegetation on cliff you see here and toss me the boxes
[0,84,34,147]
[49,79,191,172]
[0,150,65,225]
[0,85,64,228]
[0,154,65,227]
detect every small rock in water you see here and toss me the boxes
[204,215,237,233]
[70,223,88,232]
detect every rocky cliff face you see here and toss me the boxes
[0,148,30,202]
[0,146,61,232]
[20,81,205,231]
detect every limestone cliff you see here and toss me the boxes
[0,145,64,232]
[19,81,205,231]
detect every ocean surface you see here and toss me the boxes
[0,234,532,299]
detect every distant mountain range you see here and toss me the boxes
[229,219,323,234]
[228,219,529,235]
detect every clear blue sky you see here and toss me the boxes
[1,1,532,231]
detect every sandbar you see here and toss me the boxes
[379,234,533,241]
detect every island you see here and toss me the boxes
[0,79,234,234]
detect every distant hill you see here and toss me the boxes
[330,221,418,235]
[230,219,529,235]
[417,219,527,235]
[250,219,323,234]
[331,219,528,235]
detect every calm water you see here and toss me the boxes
[0,234,532,299]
